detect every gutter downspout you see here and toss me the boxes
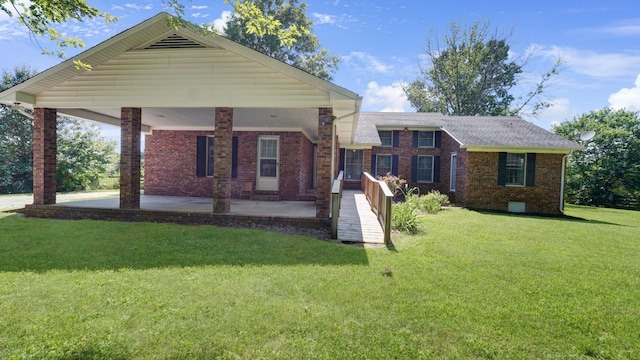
[559,155,568,214]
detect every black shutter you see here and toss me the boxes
[339,149,345,172]
[196,136,206,177]
[435,131,442,148]
[392,130,400,147]
[498,152,507,185]
[231,136,238,179]
[433,156,440,182]
[412,131,419,147]
[411,156,418,182]
[392,155,399,175]
[371,154,376,175]
[526,153,536,187]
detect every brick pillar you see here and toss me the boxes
[213,107,233,213]
[316,108,334,218]
[33,108,57,205]
[120,107,141,209]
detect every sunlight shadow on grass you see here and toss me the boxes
[0,213,369,273]
[473,209,628,227]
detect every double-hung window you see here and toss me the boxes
[378,131,393,147]
[344,149,363,180]
[417,131,435,147]
[375,154,392,177]
[506,153,525,186]
[416,155,434,183]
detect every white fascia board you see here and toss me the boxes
[463,146,581,154]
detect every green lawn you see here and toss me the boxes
[0,205,638,359]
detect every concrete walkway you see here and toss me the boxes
[337,190,385,244]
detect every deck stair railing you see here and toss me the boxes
[361,172,393,245]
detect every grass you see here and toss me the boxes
[0,205,638,359]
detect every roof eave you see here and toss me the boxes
[463,145,584,154]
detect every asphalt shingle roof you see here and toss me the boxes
[355,112,581,150]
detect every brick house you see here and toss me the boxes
[0,13,580,219]
[340,113,581,214]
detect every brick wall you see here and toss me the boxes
[33,108,57,205]
[145,130,314,200]
[369,130,460,196]
[465,152,565,214]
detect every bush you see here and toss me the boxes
[416,190,450,214]
[392,201,419,234]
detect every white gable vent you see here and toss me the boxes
[145,34,206,49]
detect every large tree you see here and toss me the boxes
[0,66,118,194]
[405,20,559,116]
[223,0,339,80]
[553,108,640,209]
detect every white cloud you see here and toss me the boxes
[313,13,335,25]
[125,3,153,11]
[528,44,640,78]
[526,97,575,129]
[213,10,232,33]
[191,13,209,19]
[609,74,640,111]
[342,52,392,74]
[191,5,209,10]
[363,81,411,112]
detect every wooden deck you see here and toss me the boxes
[337,190,385,244]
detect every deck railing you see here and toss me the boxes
[361,172,393,245]
[330,171,344,239]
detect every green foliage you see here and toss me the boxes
[405,19,560,116]
[392,200,419,234]
[0,0,116,65]
[553,108,640,209]
[376,172,406,193]
[56,118,118,192]
[224,0,340,80]
[416,190,451,214]
[1,67,119,194]
[1,205,639,358]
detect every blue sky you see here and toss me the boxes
[1,0,639,142]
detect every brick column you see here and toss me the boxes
[33,108,57,205]
[213,107,233,213]
[120,107,141,209]
[316,108,334,218]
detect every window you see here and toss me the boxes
[506,153,525,186]
[416,155,434,183]
[378,130,393,147]
[206,136,215,177]
[345,149,363,180]
[375,154,392,177]
[450,153,457,192]
[417,131,435,147]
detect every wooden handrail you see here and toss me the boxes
[361,172,393,245]
[330,171,344,239]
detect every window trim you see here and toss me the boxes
[450,153,457,192]
[344,149,364,180]
[378,130,393,147]
[206,136,215,177]
[417,131,435,148]
[375,154,393,177]
[416,155,434,183]
[505,153,526,187]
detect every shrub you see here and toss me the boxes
[416,190,451,214]
[392,201,419,234]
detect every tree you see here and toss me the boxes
[0,66,118,194]
[0,66,38,194]
[553,108,640,209]
[224,0,339,80]
[0,0,116,67]
[405,19,559,116]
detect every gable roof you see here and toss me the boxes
[0,13,362,143]
[355,112,582,153]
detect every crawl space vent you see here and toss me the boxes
[145,34,206,49]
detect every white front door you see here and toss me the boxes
[256,136,279,191]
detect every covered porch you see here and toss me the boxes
[0,13,363,223]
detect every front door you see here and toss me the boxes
[256,136,279,191]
